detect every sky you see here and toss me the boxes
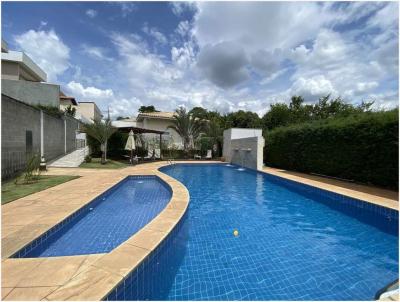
[2,1,399,118]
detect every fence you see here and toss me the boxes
[1,94,81,179]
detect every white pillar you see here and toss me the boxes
[40,110,44,157]
[64,118,67,154]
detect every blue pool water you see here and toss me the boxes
[107,164,398,301]
[17,176,171,257]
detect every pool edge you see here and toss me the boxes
[44,162,191,301]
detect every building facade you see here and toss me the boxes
[75,102,103,122]
[136,112,183,149]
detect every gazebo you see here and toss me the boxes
[116,126,166,154]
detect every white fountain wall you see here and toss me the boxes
[229,136,264,170]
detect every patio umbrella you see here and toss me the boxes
[125,130,136,164]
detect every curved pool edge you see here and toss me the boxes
[44,161,193,301]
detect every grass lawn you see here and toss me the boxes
[1,175,80,205]
[79,158,127,169]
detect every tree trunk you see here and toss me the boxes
[100,143,106,164]
[104,140,108,163]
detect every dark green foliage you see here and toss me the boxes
[65,105,76,117]
[262,95,373,130]
[264,110,399,189]
[138,105,159,113]
[15,153,41,184]
[35,105,64,117]
[224,110,262,129]
[84,155,92,163]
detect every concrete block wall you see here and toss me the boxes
[230,136,265,170]
[1,94,80,179]
[1,95,41,179]
[1,79,60,107]
[43,114,65,161]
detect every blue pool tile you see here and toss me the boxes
[12,176,171,258]
[103,164,399,301]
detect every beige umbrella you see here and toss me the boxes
[125,130,136,164]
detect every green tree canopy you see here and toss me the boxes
[138,105,159,113]
[168,107,205,154]
[83,118,116,164]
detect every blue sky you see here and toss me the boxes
[2,1,398,117]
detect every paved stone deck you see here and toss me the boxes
[1,161,398,300]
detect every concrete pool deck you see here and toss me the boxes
[1,161,398,300]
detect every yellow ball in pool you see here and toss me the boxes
[233,229,239,237]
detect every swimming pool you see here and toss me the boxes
[13,176,171,258]
[106,164,398,301]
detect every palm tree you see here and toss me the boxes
[83,118,116,164]
[205,118,223,155]
[168,107,204,156]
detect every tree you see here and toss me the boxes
[138,105,159,113]
[225,110,262,129]
[65,105,76,117]
[262,103,292,130]
[83,118,116,164]
[168,107,205,156]
[189,107,209,120]
[116,116,130,120]
[202,118,223,156]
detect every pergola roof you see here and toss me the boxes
[117,126,166,135]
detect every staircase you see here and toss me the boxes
[49,146,88,168]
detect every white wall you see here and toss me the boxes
[137,118,183,149]
[230,136,265,170]
[223,128,263,162]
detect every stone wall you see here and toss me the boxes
[230,136,265,170]
[1,94,80,179]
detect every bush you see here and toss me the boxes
[84,155,92,163]
[264,110,399,189]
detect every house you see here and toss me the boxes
[59,92,78,111]
[136,112,183,149]
[1,39,60,107]
[75,101,103,122]
[112,117,137,128]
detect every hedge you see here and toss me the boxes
[264,110,399,189]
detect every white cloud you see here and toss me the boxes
[289,76,337,101]
[61,2,398,118]
[170,2,197,16]
[118,3,137,17]
[85,9,97,18]
[81,44,113,61]
[14,29,70,82]
[142,24,167,45]
[175,20,191,38]
[66,81,114,100]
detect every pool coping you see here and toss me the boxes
[2,161,397,300]
[262,167,398,211]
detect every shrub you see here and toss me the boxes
[15,153,41,184]
[84,155,92,163]
[264,110,399,189]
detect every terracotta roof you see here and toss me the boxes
[137,111,175,120]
